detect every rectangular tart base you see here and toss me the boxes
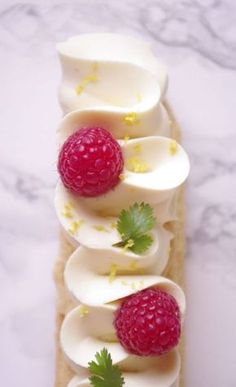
[54,102,185,387]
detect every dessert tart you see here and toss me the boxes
[54,34,190,387]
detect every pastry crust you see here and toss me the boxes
[54,101,185,387]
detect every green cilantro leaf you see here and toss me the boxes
[130,234,153,254]
[88,348,125,387]
[113,202,155,254]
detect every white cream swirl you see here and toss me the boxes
[56,34,189,387]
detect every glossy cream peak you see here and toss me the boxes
[57,33,168,110]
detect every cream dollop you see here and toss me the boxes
[61,278,184,386]
[67,350,180,387]
[56,33,189,387]
[64,241,175,306]
[57,33,168,112]
[56,136,190,217]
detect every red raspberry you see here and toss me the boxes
[58,127,124,197]
[114,288,181,356]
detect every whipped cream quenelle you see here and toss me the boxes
[55,34,190,387]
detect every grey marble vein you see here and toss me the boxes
[0,0,236,69]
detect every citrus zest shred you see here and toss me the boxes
[131,282,137,290]
[123,112,139,126]
[124,135,130,143]
[62,202,74,218]
[79,305,89,318]
[93,225,109,232]
[75,63,99,95]
[122,239,134,252]
[133,143,142,153]
[119,173,126,181]
[169,140,178,155]
[127,156,150,173]
[109,264,119,283]
[68,220,84,235]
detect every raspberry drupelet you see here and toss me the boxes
[58,127,124,197]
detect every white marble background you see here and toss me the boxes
[0,0,235,386]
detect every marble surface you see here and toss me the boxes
[0,1,236,386]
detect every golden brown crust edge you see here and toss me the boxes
[53,101,185,387]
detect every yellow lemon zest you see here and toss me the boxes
[133,143,142,153]
[119,173,126,181]
[64,202,74,210]
[169,140,178,155]
[121,280,128,286]
[123,112,139,126]
[127,156,150,173]
[131,282,137,290]
[123,239,134,252]
[85,74,98,83]
[75,65,98,95]
[93,225,109,232]
[62,202,74,217]
[109,264,119,283]
[75,84,85,95]
[68,220,84,235]
[61,209,73,218]
[79,305,89,318]
[110,222,117,229]
[124,135,130,143]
